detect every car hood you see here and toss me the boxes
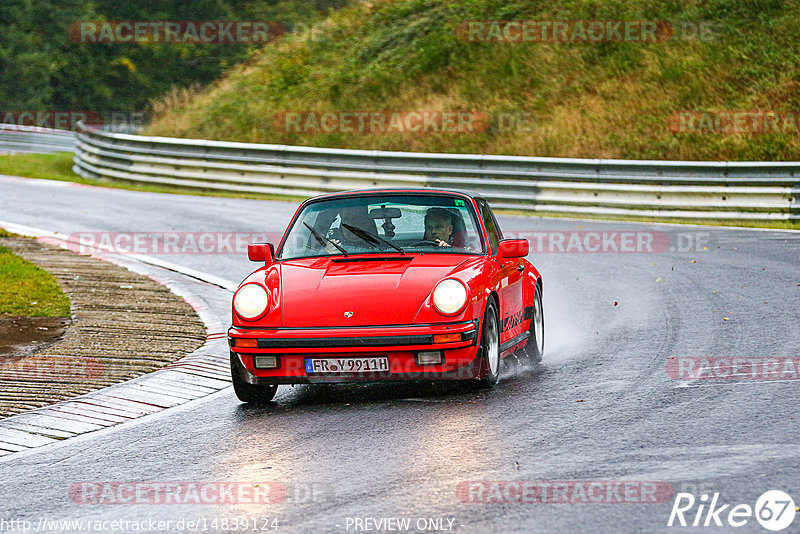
[279,255,470,327]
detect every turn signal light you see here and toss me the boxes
[236,338,258,348]
[433,333,461,344]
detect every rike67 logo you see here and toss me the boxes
[668,490,796,531]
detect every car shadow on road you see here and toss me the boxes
[233,357,548,415]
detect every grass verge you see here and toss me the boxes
[0,152,307,203]
[0,241,71,317]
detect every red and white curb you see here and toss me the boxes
[0,220,237,457]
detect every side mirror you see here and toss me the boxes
[497,239,529,259]
[248,243,274,264]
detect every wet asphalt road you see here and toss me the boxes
[0,175,799,533]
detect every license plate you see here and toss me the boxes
[305,356,389,374]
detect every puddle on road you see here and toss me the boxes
[0,316,69,358]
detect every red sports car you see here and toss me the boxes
[228,189,544,402]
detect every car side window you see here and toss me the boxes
[478,200,501,254]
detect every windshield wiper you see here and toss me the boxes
[342,223,406,255]
[304,222,348,256]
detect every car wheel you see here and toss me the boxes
[230,352,278,403]
[477,299,501,387]
[521,283,544,363]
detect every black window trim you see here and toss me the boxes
[477,198,502,256]
[275,191,488,261]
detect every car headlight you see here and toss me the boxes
[433,279,468,315]
[234,283,269,320]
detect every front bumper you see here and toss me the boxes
[228,320,482,384]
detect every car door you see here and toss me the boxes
[478,199,525,345]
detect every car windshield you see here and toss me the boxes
[277,194,486,260]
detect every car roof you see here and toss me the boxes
[306,187,486,203]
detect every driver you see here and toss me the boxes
[424,208,454,247]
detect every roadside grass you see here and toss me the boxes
[1,153,796,230]
[0,152,77,182]
[0,244,71,317]
[0,153,307,203]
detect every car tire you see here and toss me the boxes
[230,352,278,403]
[476,299,501,387]
[520,283,544,363]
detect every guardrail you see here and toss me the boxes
[0,124,77,154]
[67,124,799,220]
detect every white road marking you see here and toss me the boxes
[0,219,238,291]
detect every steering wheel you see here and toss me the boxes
[410,239,448,247]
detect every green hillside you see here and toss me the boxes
[0,0,349,115]
[148,0,800,161]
